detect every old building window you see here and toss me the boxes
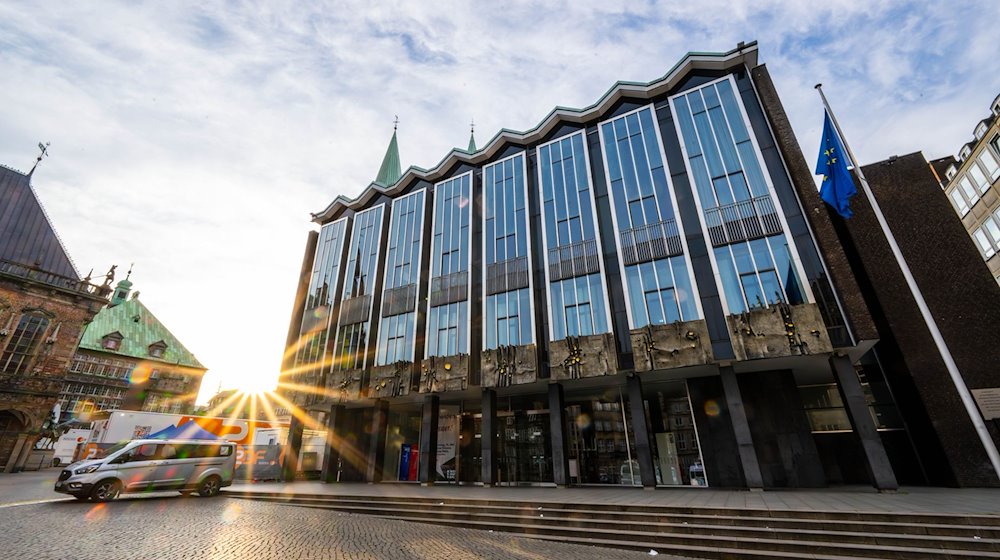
[101,332,123,351]
[148,341,167,358]
[1,313,50,374]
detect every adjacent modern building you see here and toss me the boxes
[933,93,1000,283]
[0,161,109,472]
[279,42,1000,489]
[57,275,207,418]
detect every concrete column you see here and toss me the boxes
[626,375,657,488]
[831,354,899,491]
[418,394,440,485]
[321,405,345,484]
[548,383,570,487]
[365,400,389,483]
[3,434,27,473]
[282,415,304,482]
[720,365,764,490]
[481,388,498,486]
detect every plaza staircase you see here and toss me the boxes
[224,490,1000,559]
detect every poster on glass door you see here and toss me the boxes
[436,416,457,481]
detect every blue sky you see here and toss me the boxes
[1,1,997,403]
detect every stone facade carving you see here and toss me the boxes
[481,344,537,388]
[327,367,364,402]
[630,319,713,372]
[419,354,470,393]
[549,333,618,381]
[727,302,833,361]
[369,361,413,398]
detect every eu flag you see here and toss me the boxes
[815,111,857,218]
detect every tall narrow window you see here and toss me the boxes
[483,153,534,349]
[427,173,472,357]
[539,131,611,340]
[375,190,426,366]
[1,313,50,374]
[334,205,385,370]
[671,76,807,314]
[978,150,1000,182]
[599,106,700,329]
[294,218,348,375]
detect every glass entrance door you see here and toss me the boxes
[498,409,553,484]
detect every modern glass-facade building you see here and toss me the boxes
[280,43,942,490]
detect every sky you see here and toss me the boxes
[1,1,998,404]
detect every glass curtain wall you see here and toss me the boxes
[293,218,348,385]
[563,387,641,485]
[670,76,806,314]
[375,191,426,366]
[427,173,472,358]
[334,205,385,370]
[483,153,534,349]
[538,131,611,340]
[599,106,700,329]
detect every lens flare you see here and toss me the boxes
[704,399,720,417]
[221,502,241,524]
[575,413,592,430]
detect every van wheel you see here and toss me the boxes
[90,479,121,502]
[197,476,221,497]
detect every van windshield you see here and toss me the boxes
[93,441,130,459]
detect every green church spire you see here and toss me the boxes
[374,117,402,187]
[467,118,477,153]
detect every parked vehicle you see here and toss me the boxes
[51,429,91,466]
[54,439,236,502]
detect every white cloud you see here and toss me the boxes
[1,0,997,403]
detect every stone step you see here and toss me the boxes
[227,492,1000,538]
[278,500,1000,554]
[223,490,1000,527]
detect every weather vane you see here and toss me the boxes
[393,115,399,132]
[470,118,475,135]
[29,141,50,175]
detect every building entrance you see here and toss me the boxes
[497,409,553,485]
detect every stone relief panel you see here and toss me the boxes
[481,344,537,388]
[549,333,619,381]
[419,354,470,394]
[630,319,713,372]
[327,367,364,402]
[369,362,413,398]
[727,302,834,361]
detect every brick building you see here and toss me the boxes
[58,275,207,418]
[831,152,1000,487]
[0,162,109,472]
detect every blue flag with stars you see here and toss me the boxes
[815,111,857,218]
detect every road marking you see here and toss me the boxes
[0,497,74,509]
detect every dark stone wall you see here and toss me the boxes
[687,376,745,487]
[739,370,827,488]
[838,152,1000,487]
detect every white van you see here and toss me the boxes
[53,439,236,502]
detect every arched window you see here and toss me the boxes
[1,313,51,374]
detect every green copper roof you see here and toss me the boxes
[78,297,205,370]
[374,130,402,187]
[467,130,477,153]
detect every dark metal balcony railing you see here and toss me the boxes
[548,238,601,281]
[339,294,372,326]
[704,195,782,247]
[485,256,529,296]
[0,259,106,297]
[620,219,684,266]
[429,270,468,307]
[381,283,418,317]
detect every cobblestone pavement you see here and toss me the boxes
[0,468,68,506]
[0,492,673,560]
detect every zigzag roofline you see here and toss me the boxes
[312,41,759,223]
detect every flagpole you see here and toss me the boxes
[815,83,1000,482]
